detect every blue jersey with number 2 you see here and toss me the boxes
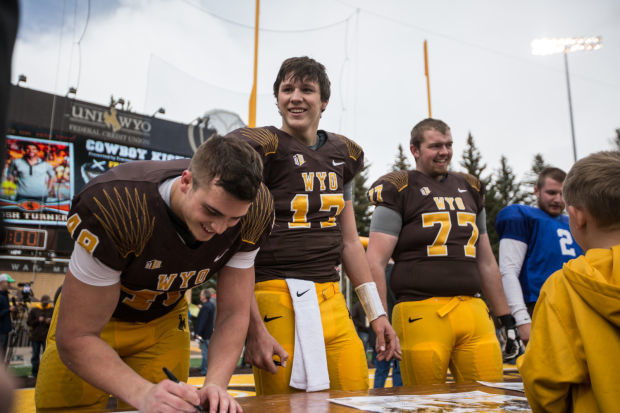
[495,204,583,303]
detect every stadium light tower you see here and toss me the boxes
[531,36,602,162]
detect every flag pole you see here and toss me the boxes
[249,0,260,127]
[424,39,432,118]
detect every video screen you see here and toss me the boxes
[1,135,74,226]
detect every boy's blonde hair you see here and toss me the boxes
[563,151,620,228]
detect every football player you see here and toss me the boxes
[35,137,274,413]
[229,56,400,395]
[366,118,521,385]
[496,167,582,343]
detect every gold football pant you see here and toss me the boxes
[393,296,503,385]
[253,279,369,395]
[35,296,190,412]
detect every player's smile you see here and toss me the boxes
[412,129,453,180]
[198,217,229,240]
[192,200,243,242]
[200,223,215,237]
[277,73,327,144]
[173,171,251,242]
[286,106,309,121]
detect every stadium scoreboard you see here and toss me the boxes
[2,226,47,250]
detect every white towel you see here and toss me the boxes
[286,278,330,392]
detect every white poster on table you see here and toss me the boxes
[328,390,531,412]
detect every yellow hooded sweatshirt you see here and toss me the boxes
[518,245,620,413]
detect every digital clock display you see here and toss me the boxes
[2,227,48,250]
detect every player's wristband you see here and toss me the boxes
[354,282,387,322]
[498,314,517,329]
[513,308,531,327]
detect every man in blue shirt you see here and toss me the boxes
[496,167,582,343]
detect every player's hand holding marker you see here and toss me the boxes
[245,318,289,374]
[137,368,203,413]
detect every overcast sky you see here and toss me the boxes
[12,0,620,185]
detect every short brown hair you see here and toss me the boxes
[410,118,450,149]
[536,167,566,189]
[563,151,620,228]
[200,289,211,300]
[273,56,331,103]
[189,136,263,201]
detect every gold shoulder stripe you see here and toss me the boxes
[383,171,408,192]
[335,134,362,161]
[240,128,278,156]
[92,187,156,258]
[455,172,481,192]
[241,183,274,245]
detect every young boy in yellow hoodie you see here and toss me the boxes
[518,151,620,413]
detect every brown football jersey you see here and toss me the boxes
[230,126,364,283]
[67,159,274,322]
[368,171,484,302]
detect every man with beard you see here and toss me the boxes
[496,168,582,343]
[366,118,520,385]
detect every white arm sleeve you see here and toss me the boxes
[499,238,530,326]
[224,248,259,269]
[68,244,122,286]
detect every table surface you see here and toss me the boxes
[236,382,525,412]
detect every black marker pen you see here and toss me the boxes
[162,367,205,413]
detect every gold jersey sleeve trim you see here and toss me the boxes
[240,128,278,156]
[336,134,362,161]
[241,182,274,245]
[383,170,409,192]
[92,186,156,258]
[455,172,481,193]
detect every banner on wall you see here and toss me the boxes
[1,85,233,261]
[76,137,185,188]
[7,85,217,159]
[1,85,222,226]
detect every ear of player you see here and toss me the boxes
[498,314,525,362]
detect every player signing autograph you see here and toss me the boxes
[35,137,274,413]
